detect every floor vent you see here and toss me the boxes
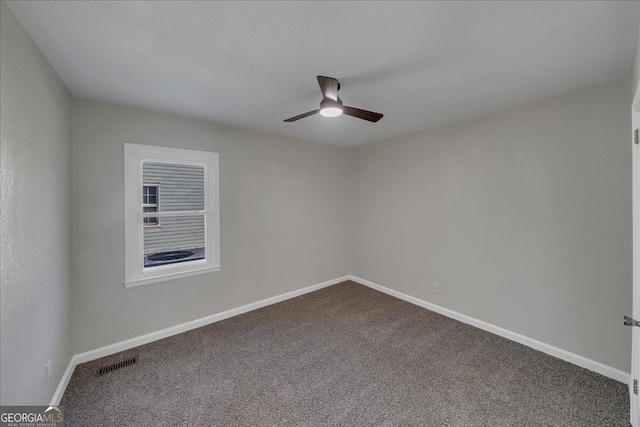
[95,356,138,377]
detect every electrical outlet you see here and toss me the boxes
[328,263,333,273]
[432,282,440,293]
[46,360,52,385]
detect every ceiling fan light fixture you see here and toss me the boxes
[320,107,343,118]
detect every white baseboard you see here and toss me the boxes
[348,275,630,384]
[50,357,77,406]
[50,275,350,405]
[51,273,628,405]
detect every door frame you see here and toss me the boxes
[631,84,640,426]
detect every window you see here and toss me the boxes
[143,184,159,226]
[124,143,220,288]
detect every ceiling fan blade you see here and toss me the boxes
[342,106,383,123]
[283,109,320,122]
[317,76,339,101]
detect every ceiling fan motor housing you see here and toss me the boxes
[320,97,343,109]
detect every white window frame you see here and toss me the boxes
[124,143,220,288]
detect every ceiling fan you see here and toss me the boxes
[284,76,383,123]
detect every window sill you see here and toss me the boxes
[124,265,220,288]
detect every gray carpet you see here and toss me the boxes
[61,281,629,426]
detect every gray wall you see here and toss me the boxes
[0,2,73,404]
[632,5,640,99]
[351,78,632,372]
[72,98,351,354]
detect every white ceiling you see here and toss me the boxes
[7,1,639,147]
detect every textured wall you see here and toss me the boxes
[0,2,73,404]
[631,6,640,100]
[72,98,351,353]
[351,78,632,372]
